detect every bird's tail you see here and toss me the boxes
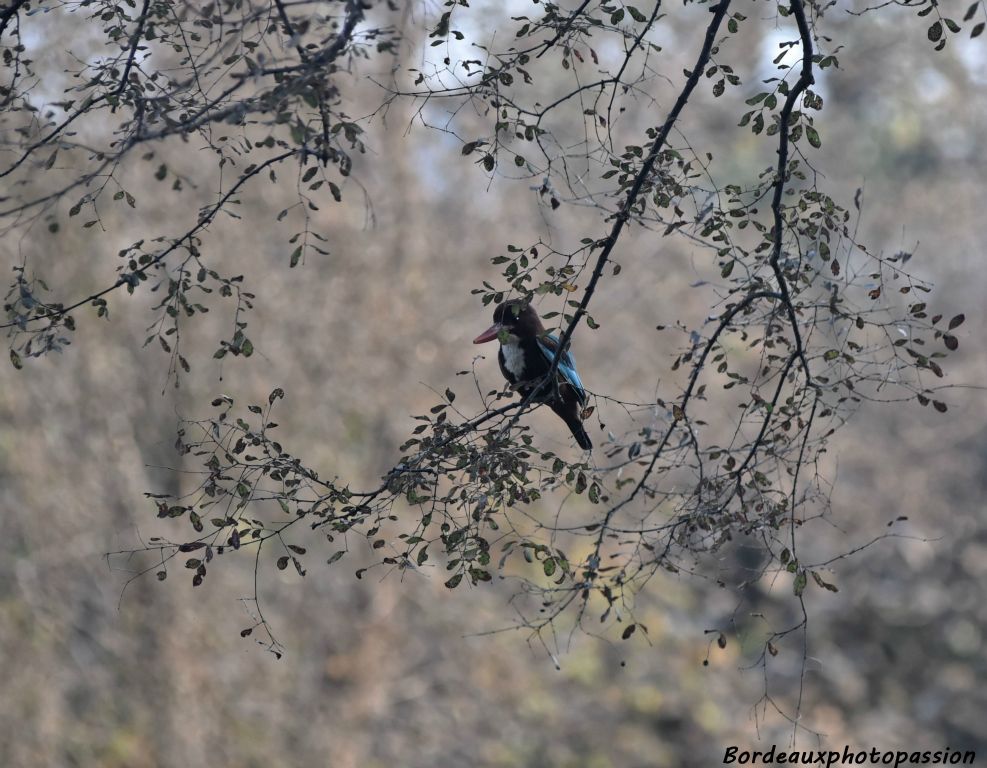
[558,408,592,450]
[571,422,593,451]
[550,388,593,450]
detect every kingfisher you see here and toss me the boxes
[473,299,593,450]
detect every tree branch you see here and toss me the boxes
[0,150,299,331]
[768,0,815,381]
[546,1,733,383]
[111,0,151,112]
[535,0,593,58]
[0,0,29,39]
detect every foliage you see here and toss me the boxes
[0,0,974,709]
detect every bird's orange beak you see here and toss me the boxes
[472,323,502,344]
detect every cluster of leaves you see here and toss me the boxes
[340,0,967,658]
[1,0,380,380]
[917,0,985,49]
[1,0,969,694]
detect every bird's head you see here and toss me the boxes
[473,299,542,344]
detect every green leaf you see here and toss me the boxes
[574,472,587,494]
[805,125,821,148]
[445,573,463,589]
[927,20,943,41]
[793,570,807,596]
[588,482,601,503]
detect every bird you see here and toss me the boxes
[473,299,593,450]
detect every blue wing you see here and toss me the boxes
[537,334,586,405]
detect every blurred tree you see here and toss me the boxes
[0,0,976,721]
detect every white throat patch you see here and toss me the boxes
[501,341,526,378]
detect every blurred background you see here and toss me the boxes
[1,2,986,766]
